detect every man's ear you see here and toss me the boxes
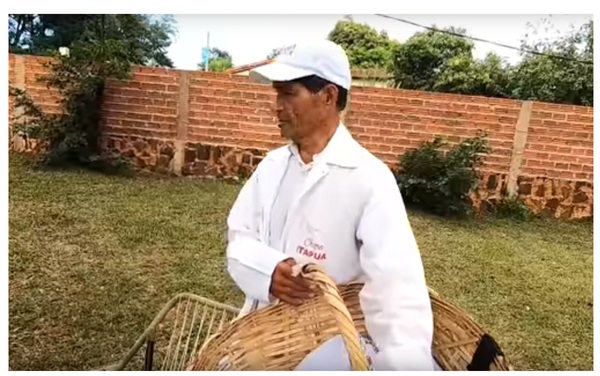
[322,84,339,108]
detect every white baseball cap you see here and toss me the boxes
[249,40,352,90]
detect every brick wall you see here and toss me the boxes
[344,88,519,172]
[8,54,594,219]
[523,103,593,181]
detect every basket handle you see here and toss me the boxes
[299,263,370,371]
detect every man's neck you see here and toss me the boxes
[295,118,339,164]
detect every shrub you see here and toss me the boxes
[9,29,135,173]
[489,195,534,221]
[395,133,491,217]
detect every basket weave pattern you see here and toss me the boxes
[340,283,513,371]
[187,264,368,370]
[187,263,513,371]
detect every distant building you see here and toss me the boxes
[226,59,275,76]
[350,68,393,88]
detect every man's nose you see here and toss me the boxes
[274,98,284,115]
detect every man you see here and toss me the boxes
[225,40,435,371]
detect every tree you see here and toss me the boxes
[477,53,512,98]
[9,14,38,53]
[9,14,178,171]
[433,52,512,98]
[197,47,233,72]
[8,14,176,67]
[208,48,233,72]
[328,18,400,69]
[509,19,593,106]
[390,19,593,106]
[391,27,475,91]
[267,44,295,59]
[390,26,514,98]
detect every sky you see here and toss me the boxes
[166,14,592,70]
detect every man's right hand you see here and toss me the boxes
[270,258,315,306]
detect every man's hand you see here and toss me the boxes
[270,258,315,305]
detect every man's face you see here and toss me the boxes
[272,81,326,143]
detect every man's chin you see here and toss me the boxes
[279,125,293,140]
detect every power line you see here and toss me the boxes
[374,14,593,66]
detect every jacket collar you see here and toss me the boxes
[268,123,359,169]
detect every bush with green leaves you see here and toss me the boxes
[9,14,175,173]
[395,133,491,217]
[488,196,534,221]
[10,48,127,172]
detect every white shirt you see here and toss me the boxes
[226,124,434,370]
[268,147,314,251]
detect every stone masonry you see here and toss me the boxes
[8,53,594,220]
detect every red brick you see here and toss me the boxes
[552,113,567,120]
[576,156,593,165]
[132,73,178,84]
[559,170,576,180]
[574,172,590,180]
[528,159,554,168]
[522,167,548,176]
[568,163,583,171]
[9,53,595,185]
[532,111,553,119]
[152,114,176,123]
[526,142,556,151]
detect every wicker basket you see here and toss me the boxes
[187,263,513,371]
[341,283,513,371]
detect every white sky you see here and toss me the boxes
[166,14,592,70]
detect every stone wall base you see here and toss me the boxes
[473,172,592,220]
[181,142,265,182]
[99,136,177,175]
[11,138,593,220]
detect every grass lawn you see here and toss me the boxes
[8,154,593,371]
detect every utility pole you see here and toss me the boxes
[204,32,210,71]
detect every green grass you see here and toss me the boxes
[8,154,593,371]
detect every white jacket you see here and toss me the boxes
[226,124,434,370]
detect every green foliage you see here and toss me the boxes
[9,14,40,53]
[267,44,296,59]
[396,133,492,217]
[509,20,593,106]
[433,52,512,98]
[10,53,121,171]
[198,47,234,72]
[208,58,233,72]
[328,17,400,69]
[391,20,593,105]
[9,14,175,173]
[389,27,512,99]
[488,196,534,221]
[391,27,474,90]
[8,14,176,67]
[336,17,592,106]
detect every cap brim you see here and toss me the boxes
[249,62,314,84]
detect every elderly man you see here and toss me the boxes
[225,40,436,371]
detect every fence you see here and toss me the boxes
[8,53,593,219]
